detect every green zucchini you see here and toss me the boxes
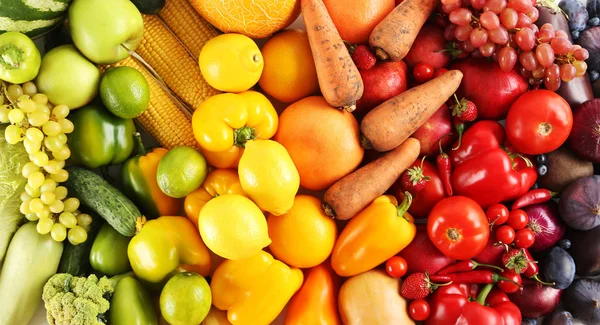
[58,213,104,276]
[65,167,140,236]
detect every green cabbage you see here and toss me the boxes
[0,124,28,267]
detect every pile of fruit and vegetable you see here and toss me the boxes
[3,0,600,324]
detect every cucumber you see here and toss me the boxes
[58,213,104,276]
[65,167,141,236]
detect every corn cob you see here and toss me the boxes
[135,14,220,111]
[157,0,219,59]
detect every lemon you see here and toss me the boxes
[198,194,270,260]
[99,66,150,119]
[160,272,212,325]
[199,33,263,93]
[157,146,208,198]
[238,140,300,216]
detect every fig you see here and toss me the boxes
[564,279,600,324]
[559,175,600,230]
[577,27,600,73]
[568,99,600,163]
[567,225,600,276]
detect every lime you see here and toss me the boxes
[157,146,207,198]
[160,272,212,325]
[99,66,150,119]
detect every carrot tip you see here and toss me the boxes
[360,134,373,150]
[343,103,356,113]
[374,47,389,61]
[322,202,336,218]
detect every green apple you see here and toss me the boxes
[68,0,144,65]
[35,45,100,109]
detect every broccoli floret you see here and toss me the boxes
[42,273,114,325]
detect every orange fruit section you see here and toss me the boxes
[322,0,396,44]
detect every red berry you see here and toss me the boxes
[434,68,449,78]
[451,95,478,122]
[400,157,431,195]
[515,228,535,248]
[409,299,431,321]
[495,225,516,245]
[351,45,377,70]
[414,63,435,82]
[400,273,434,300]
[502,248,529,274]
[508,209,529,230]
[386,256,408,278]
[486,203,510,226]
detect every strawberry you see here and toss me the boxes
[400,272,434,300]
[450,94,478,122]
[502,248,529,274]
[400,156,430,195]
[350,45,376,71]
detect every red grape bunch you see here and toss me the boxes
[440,0,589,91]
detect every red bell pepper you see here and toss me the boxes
[426,283,522,325]
[449,121,537,208]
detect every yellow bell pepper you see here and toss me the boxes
[192,91,278,169]
[184,168,246,226]
[211,251,304,325]
[331,193,417,277]
[128,216,211,284]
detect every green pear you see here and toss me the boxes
[36,45,100,109]
[68,0,144,65]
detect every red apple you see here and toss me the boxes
[404,24,450,69]
[355,60,408,116]
[411,104,454,157]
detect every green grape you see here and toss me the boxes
[50,169,68,183]
[40,191,56,205]
[76,213,92,227]
[20,200,31,214]
[16,94,30,101]
[5,125,25,144]
[0,105,9,123]
[0,95,4,105]
[63,198,80,213]
[28,171,45,188]
[59,212,77,228]
[37,207,50,219]
[49,199,64,213]
[40,178,57,193]
[28,111,50,127]
[26,127,44,142]
[21,161,39,178]
[53,146,70,161]
[43,160,62,174]
[24,183,41,198]
[8,108,24,124]
[59,119,74,134]
[52,105,70,119]
[56,133,67,145]
[42,121,61,136]
[72,210,81,217]
[36,218,54,235]
[31,151,49,167]
[36,103,50,115]
[25,213,38,221]
[17,98,36,113]
[20,191,31,202]
[44,136,62,152]
[68,226,88,245]
[7,84,23,101]
[32,93,48,105]
[29,198,44,213]
[51,223,67,242]
[54,186,67,200]
[23,138,41,155]
[22,82,37,96]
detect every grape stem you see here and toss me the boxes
[1,81,15,105]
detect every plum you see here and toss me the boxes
[560,0,589,35]
[564,279,600,324]
[539,246,575,290]
[522,319,538,325]
[577,27,600,73]
[543,310,574,325]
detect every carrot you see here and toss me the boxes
[322,138,420,220]
[301,0,364,112]
[369,0,438,61]
[360,70,463,152]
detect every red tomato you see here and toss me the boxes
[497,270,522,294]
[393,159,447,218]
[414,63,435,83]
[385,256,408,278]
[506,90,573,155]
[434,68,449,78]
[507,210,528,230]
[409,299,431,321]
[486,204,509,226]
[495,225,516,245]
[427,196,490,260]
[514,228,535,248]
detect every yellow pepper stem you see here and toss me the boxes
[135,216,147,234]
[397,191,413,221]
[234,126,256,148]
[132,132,148,156]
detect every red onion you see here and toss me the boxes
[509,283,563,319]
[568,99,600,162]
[522,201,566,252]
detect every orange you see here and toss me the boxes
[274,96,364,191]
[267,195,337,268]
[322,0,396,44]
[259,29,319,104]
[189,0,300,39]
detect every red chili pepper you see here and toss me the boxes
[436,259,504,275]
[436,134,453,196]
[522,248,555,286]
[429,270,515,285]
[511,188,558,210]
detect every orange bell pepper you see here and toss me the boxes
[331,193,417,277]
[285,262,342,325]
[184,169,246,226]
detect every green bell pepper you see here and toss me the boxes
[0,32,41,84]
[109,276,158,325]
[67,104,135,168]
[89,223,131,276]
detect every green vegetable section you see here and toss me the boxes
[109,276,158,325]
[90,223,132,276]
[58,216,104,276]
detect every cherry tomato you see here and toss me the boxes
[495,225,516,245]
[427,196,490,260]
[486,203,509,226]
[414,63,435,83]
[409,299,431,321]
[434,68,449,78]
[506,90,573,155]
[393,159,447,219]
[507,209,529,230]
[514,228,535,248]
[497,269,522,294]
[385,256,408,278]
